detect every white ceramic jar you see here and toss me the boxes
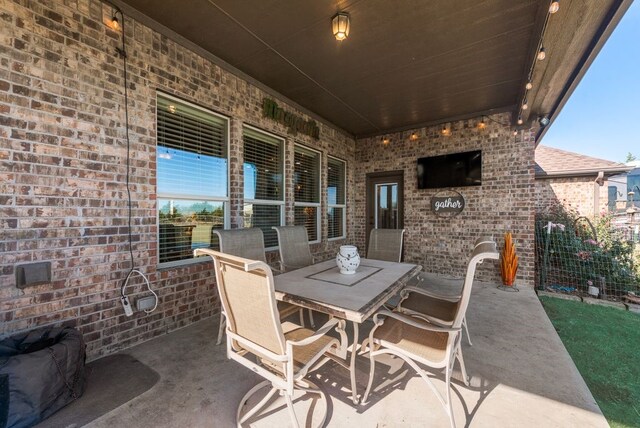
[336,245,360,275]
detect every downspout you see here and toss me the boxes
[594,171,605,217]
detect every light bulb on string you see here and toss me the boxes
[549,1,560,14]
[537,46,546,61]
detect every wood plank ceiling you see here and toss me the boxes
[116,0,627,138]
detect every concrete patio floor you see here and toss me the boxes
[78,276,607,428]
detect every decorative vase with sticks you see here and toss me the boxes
[499,232,519,291]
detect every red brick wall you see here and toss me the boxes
[0,0,354,359]
[355,121,537,286]
[535,176,608,218]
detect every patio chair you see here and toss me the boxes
[272,226,317,271]
[193,249,347,427]
[361,242,499,428]
[399,236,495,346]
[367,228,406,262]
[212,228,305,345]
[272,226,318,326]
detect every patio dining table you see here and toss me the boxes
[274,258,421,404]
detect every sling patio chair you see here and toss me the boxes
[193,249,347,427]
[272,226,317,272]
[212,228,305,345]
[361,242,499,428]
[272,225,318,326]
[367,228,406,262]
[398,236,495,346]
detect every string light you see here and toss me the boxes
[537,46,546,61]
[517,3,558,123]
[410,132,418,141]
[478,117,486,129]
[441,125,451,136]
[382,137,390,145]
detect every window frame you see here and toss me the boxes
[242,124,286,251]
[327,155,347,241]
[293,143,322,244]
[156,92,231,269]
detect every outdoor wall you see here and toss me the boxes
[535,176,607,218]
[0,0,355,359]
[355,118,537,285]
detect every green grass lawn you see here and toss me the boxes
[540,297,640,428]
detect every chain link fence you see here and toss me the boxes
[535,206,640,302]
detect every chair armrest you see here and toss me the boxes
[286,318,345,347]
[400,286,461,302]
[372,309,460,333]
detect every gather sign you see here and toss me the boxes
[431,191,465,217]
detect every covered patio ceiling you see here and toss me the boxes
[114,0,630,138]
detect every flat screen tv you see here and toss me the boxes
[417,150,482,189]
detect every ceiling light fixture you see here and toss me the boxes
[549,1,560,14]
[332,12,350,41]
[537,46,546,60]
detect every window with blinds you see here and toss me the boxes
[243,127,284,248]
[156,93,229,265]
[294,145,320,242]
[327,156,346,239]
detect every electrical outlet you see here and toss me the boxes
[136,296,156,312]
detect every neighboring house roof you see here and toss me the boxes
[535,145,633,179]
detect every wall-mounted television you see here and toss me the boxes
[417,150,482,189]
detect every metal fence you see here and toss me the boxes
[535,211,640,301]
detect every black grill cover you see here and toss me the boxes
[0,327,86,428]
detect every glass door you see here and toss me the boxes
[375,183,399,229]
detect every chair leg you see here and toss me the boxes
[463,317,472,346]
[284,390,300,428]
[298,308,305,328]
[216,311,225,345]
[445,364,457,428]
[308,310,315,328]
[456,346,470,387]
[237,380,277,425]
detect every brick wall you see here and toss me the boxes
[355,119,537,285]
[535,176,607,218]
[0,0,355,359]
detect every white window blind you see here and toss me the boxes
[294,145,321,242]
[157,94,228,265]
[243,127,284,248]
[327,157,346,239]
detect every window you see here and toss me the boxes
[243,127,284,248]
[294,145,321,243]
[156,93,229,265]
[327,157,346,239]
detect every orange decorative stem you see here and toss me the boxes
[500,232,518,286]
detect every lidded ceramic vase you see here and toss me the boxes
[336,245,360,275]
